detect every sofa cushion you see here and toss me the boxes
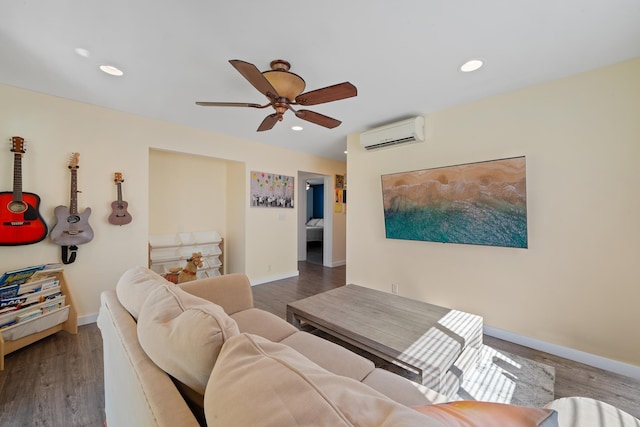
[116,266,169,320]
[137,284,240,395]
[413,401,558,426]
[362,367,449,407]
[230,308,297,342]
[204,333,445,426]
[280,331,375,381]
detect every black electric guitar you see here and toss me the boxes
[50,153,94,246]
[108,172,132,225]
[0,137,48,246]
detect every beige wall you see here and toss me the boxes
[149,149,230,236]
[346,58,640,370]
[0,84,346,319]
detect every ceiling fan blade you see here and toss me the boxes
[295,110,342,129]
[196,101,263,108]
[229,60,279,100]
[257,114,280,132]
[295,82,357,106]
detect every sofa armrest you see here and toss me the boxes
[178,273,253,315]
[98,290,201,427]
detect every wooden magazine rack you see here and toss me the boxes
[0,268,78,370]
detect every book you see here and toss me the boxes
[0,318,16,329]
[0,265,45,288]
[0,295,66,330]
[0,305,19,315]
[0,284,20,300]
[16,309,42,323]
[0,295,28,309]
[17,279,59,296]
[27,265,63,283]
[40,300,63,314]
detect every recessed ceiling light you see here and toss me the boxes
[291,125,303,131]
[344,150,348,154]
[74,48,90,58]
[99,65,124,76]
[459,59,484,73]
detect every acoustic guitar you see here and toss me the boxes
[0,137,48,246]
[108,172,133,225]
[50,153,94,246]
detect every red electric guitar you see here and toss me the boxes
[108,172,133,225]
[0,137,48,246]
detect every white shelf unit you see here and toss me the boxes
[148,230,224,279]
[0,268,78,370]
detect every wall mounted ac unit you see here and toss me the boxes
[360,116,425,151]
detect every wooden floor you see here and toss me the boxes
[1,261,638,426]
[0,321,105,427]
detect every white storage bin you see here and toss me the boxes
[149,234,181,248]
[178,232,195,246]
[193,230,222,244]
[200,244,222,257]
[178,246,203,259]
[202,256,222,269]
[149,247,181,262]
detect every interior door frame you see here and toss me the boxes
[297,171,332,266]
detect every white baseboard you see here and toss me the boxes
[78,313,98,326]
[328,260,346,267]
[484,325,640,380]
[250,270,299,286]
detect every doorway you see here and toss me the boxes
[305,177,324,264]
[297,172,332,266]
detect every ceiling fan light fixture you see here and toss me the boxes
[262,59,306,100]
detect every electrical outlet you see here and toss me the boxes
[391,283,398,294]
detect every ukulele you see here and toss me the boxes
[50,153,94,246]
[0,137,48,246]
[108,172,132,225]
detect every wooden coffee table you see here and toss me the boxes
[286,284,483,397]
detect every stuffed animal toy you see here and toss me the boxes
[178,252,204,283]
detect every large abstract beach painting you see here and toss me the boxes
[381,157,528,248]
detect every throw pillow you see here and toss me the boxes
[115,265,169,320]
[137,284,240,395]
[204,333,445,426]
[413,401,558,427]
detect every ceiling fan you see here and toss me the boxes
[196,59,357,132]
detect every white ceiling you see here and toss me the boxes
[2,1,639,161]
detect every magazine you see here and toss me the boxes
[0,265,45,288]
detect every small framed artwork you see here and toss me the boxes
[250,171,294,208]
[335,174,344,189]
